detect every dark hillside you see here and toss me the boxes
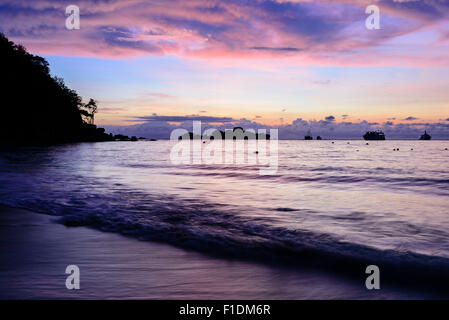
[0,33,112,144]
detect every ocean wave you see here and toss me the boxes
[54,204,449,289]
[1,193,449,289]
[165,169,449,194]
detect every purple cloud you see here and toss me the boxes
[105,115,449,140]
[131,115,235,123]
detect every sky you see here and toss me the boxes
[1,0,449,138]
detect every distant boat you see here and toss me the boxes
[419,131,431,140]
[305,130,313,140]
[316,136,322,140]
[363,131,385,140]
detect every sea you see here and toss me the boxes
[0,140,448,298]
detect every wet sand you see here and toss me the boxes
[0,205,433,299]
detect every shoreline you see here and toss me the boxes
[0,205,439,299]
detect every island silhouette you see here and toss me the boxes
[179,127,271,140]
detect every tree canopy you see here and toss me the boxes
[0,33,110,144]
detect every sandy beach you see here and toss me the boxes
[0,205,438,300]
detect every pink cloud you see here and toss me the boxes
[1,0,448,66]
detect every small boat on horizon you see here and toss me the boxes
[363,131,385,140]
[419,131,432,140]
[305,130,313,140]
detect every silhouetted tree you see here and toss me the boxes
[0,33,111,144]
[81,98,98,125]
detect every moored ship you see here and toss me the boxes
[304,130,313,140]
[363,131,386,140]
[419,131,431,140]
